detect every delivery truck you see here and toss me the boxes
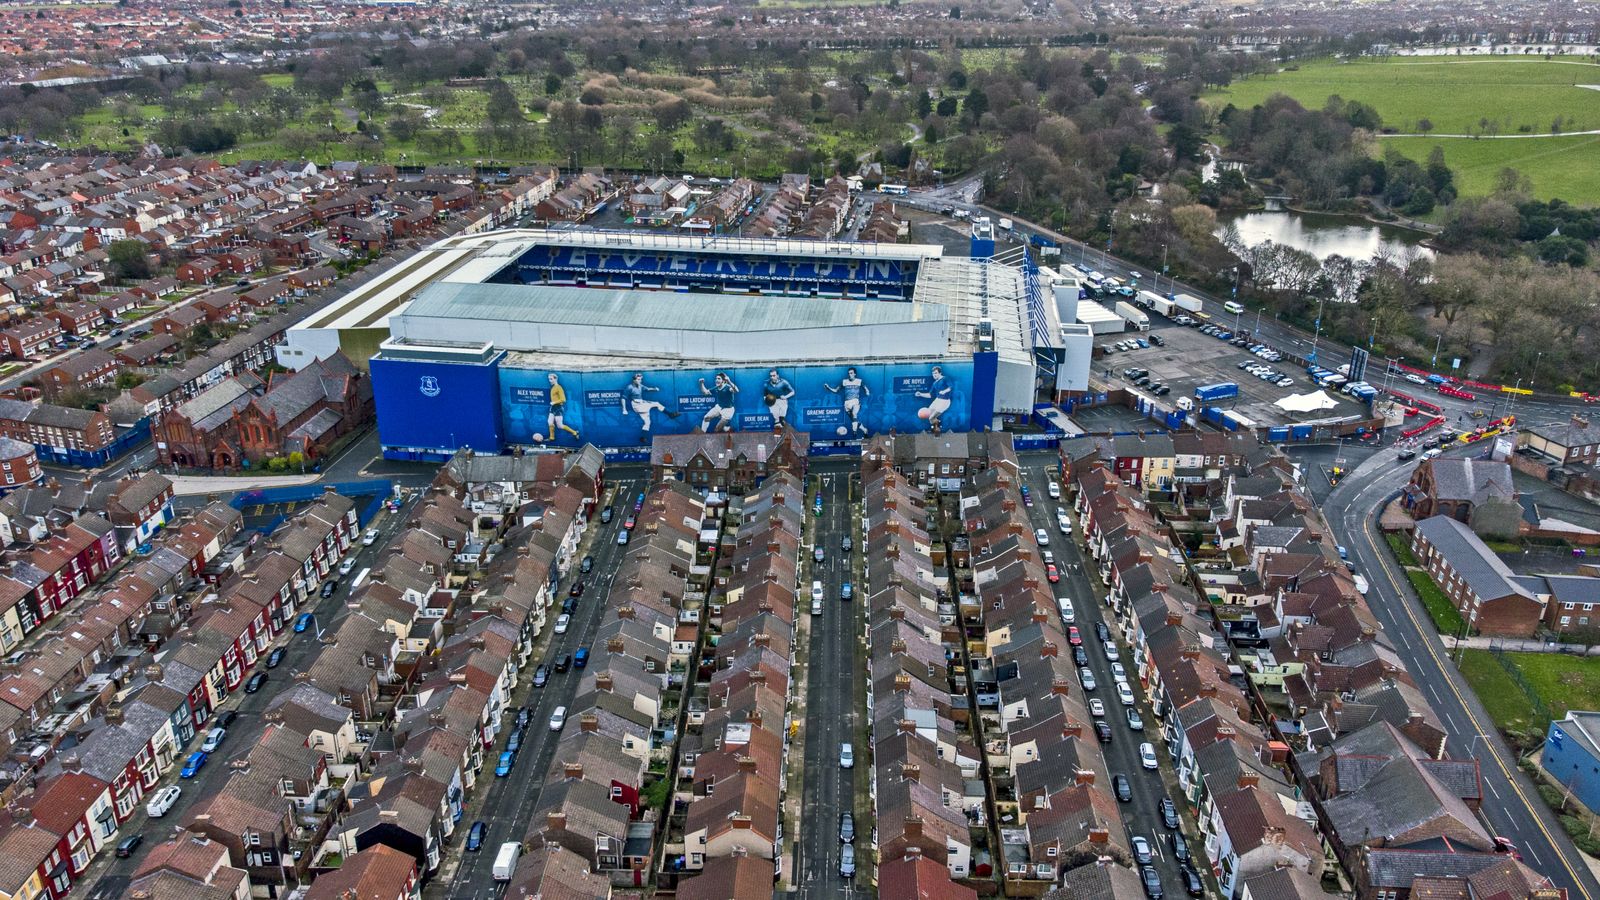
[1194,382,1240,403]
[1113,301,1150,331]
[1172,293,1204,314]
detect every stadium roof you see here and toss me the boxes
[401,281,944,333]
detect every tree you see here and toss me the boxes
[107,240,152,281]
[484,80,522,127]
[1417,117,1434,135]
[652,98,691,132]
[1166,123,1203,164]
[544,73,562,95]
[935,95,958,117]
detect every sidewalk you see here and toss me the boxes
[1445,634,1600,656]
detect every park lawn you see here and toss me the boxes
[1207,56,1600,135]
[1460,649,1600,734]
[1382,133,1600,203]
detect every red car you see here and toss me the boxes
[1047,564,1060,583]
[1068,626,1083,646]
[624,516,636,530]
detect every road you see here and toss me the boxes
[1325,445,1600,900]
[441,475,643,899]
[80,492,421,899]
[794,471,861,896]
[1015,461,1190,896]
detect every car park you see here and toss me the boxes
[1140,742,1159,769]
[181,751,208,778]
[1119,681,1137,706]
[1126,708,1144,730]
[1113,774,1132,802]
[146,785,182,818]
[245,672,268,693]
[467,821,487,851]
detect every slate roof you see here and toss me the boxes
[1426,458,1513,504]
[1414,516,1536,605]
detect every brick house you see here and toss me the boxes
[45,301,105,335]
[1403,457,1520,537]
[651,427,809,493]
[152,305,207,336]
[1521,415,1600,466]
[176,257,224,285]
[193,292,244,322]
[215,249,265,276]
[0,398,117,452]
[0,317,63,359]
[36,349,119,399]
[1411,515,1544,637]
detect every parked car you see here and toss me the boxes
[1180,865,1204,897]
[466,821,487,852]
[266,647,286,668]
[1172,830,1191,864]
[1131,835,1154,866]
[600,507,613,524]
[549,706,567,731]
[363,528,379,546]
[1126,708,1144,731]
[841,535,852,553]
[839,843,856,878]
[554,653,572,672]
[554,614,571,634]
[840,581,853,601]
[1113,774,1132,802]
[1073,645,1089,667]
[294,612,315,633]
[201,728,227,753]
[533,665,549,687]
[495,751,516,777]
[574,648,589,668]
[1095,721,1114,743]
[839,812,855,843]
[181,751,208,778]
[1079,667,1097,691]
[1096,622,1112,642]
[569,581,585,598]
[245,672,268,693]
[146,785,181,818]
[1088,698,1106,717]
[116,833,144,858]
[1160,798,1179,830]
[320,580,338,598]
[215,709,238,728]
[839,742,854,769]
[1067,626,1082,646]
[1141,865,1164,899]
[1118,681,1137,707]
[580,555,594,574]
[1140,742,1159,769]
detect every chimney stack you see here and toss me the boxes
[547,812,566,833]
[564,763,583,780]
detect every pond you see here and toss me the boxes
[1215,208,1436,265]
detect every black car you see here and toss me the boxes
[1171,830,1191,864]
[244,671,269,693]
[1160,797,1179,830]
[116,833,143,858]
[554,653,573,672]
[839,811,855,843]
[1154,385,1172,396]
[599,507,613,524]
[562,597,578,616]
[1180,865,1204,898]
[1113,773,1132,802]
[216,709,239,728]
[466,821,487,851]
[1095,721,1113,744]
[569,581,585,598]
[1073,645,1089,666]
[1141,865,1164,899]
[1397,448,1417,461]
[265,647,286,669]
[515,706,532,729]
[532,665,549,687]
[1096,623,1112,642]
[320,580,337,598]
[580,555,594,574]
[1149,334,1165,346]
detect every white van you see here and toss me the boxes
[145,784,181,818]
[1057,598,1076,623]
[493,842,521,881]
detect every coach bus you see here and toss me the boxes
[879,183,908,195]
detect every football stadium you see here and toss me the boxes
[278,227,1090,459]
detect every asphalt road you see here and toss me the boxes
[1015,461,1190,897]
[441,475,644,899]
[80,492,422,899]
[1325,446,1600,900]
[794,471,862,897]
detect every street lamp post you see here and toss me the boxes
[1432,332,1444,368]
[1159,243,1169,295]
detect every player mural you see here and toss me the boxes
[499,360,977,447]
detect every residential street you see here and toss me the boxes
[1325,445,1600,900]
[437,475,644,899]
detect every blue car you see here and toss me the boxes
[841,582,853,601]
[181,750,208,778]
[466,821,487,851]
[495,751,516,777]
[294,613,314,633]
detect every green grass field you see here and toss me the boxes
[1382,134,1600,202]
[1459,649,1600,735]
[1208,56,1600,135]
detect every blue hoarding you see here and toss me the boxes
[372,354,505,459]
[498,360,977,448]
